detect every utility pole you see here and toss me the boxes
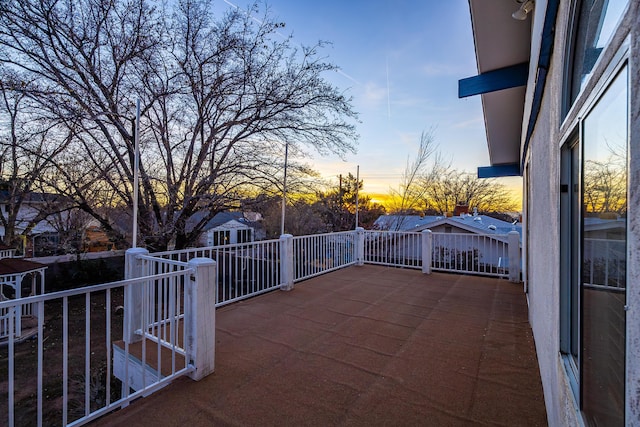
[281,142,288,236]
[132,99,140,248]
[355,166,359,229]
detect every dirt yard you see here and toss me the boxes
[1,289,124,426]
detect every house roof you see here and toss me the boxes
[463,0,533,172]
[185,211,262,233]
[0,258,47,276]
[584,217,627,233]
[204,212,249,229]
[463,1,562,176]
[0,190,67,205]
[374,214,522,240]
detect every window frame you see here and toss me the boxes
[562,0,630,119]
[559,45,629,423]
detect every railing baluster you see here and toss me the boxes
[38,301,44,426]
[8,307,15,427]
[63,296,68,426]
[141,280,148,390]
[85,293,90,417]
[170,274,176,375]
[106,290,112,407]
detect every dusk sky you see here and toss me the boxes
[218,0,523,204]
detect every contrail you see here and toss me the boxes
[223,0,265,26]
[386,57,391,119]
[337,69,361,86]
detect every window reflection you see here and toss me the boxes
[581,66,627,426]
[569,0,628,104]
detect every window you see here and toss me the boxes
[211,230,230,246]
[565,0,628,112]
[560,65,627,426]
[236,229,252,244]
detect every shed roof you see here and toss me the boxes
[0,258,47,276]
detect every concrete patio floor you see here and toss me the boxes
[94,265,547,426]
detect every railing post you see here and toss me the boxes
[508,231,521,283]
[186,257,217,381]
[124,247,149,344]
[355,227,365,266]
[421,229,432,274]
[280,234,294,291]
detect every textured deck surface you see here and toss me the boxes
[94,265,547,426]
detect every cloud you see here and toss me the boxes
[358,82,387,107]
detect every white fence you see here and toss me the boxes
[362,230,520,278]
[1,251,216,427]
[432,232,511,277]
[2,228,522,426]
[0,304,35,341]
[293,231,357,281]
[363,230,423,269]
[583,238,626,291]
[150,239,282,307]
[135,255,189,355]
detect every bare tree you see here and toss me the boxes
[583,159,626,215]
[0,70,72,249]
[0,0,358,250]
[382,129,519,228]
[422,170,519,214]
[385,129,442,230]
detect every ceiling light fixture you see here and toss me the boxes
[512,0,534,20]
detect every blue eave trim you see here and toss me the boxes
[458,62,529,98]
[477,164,521,178]
[521,0,560,169]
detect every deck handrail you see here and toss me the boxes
[0,268,194,427]
[2,228,523,426]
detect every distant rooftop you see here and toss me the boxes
[374,214,522,236]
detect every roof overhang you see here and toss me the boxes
[460,0,533,177]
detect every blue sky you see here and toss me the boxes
[219,0,521,201]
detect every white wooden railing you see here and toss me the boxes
[363,230,423,269]
[1,250,217,427]
[432,232,511,277]
[2,228,522,426]
[150,239,282,307]
[362,230,520,279]
[583,238,626,291]
[0,271,189,426]
[292,231,357,281]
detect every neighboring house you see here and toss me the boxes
[200,212,265,246]
[462,1,637,425]
[374,213,521,237]
[373,213,521,272]
[0,191,71,255]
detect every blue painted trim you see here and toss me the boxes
[458,62,529,98]
[521,0,561,169]
[477,164,521,178]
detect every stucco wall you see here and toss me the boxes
[626,3,640,423]
[525,1,638,425]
